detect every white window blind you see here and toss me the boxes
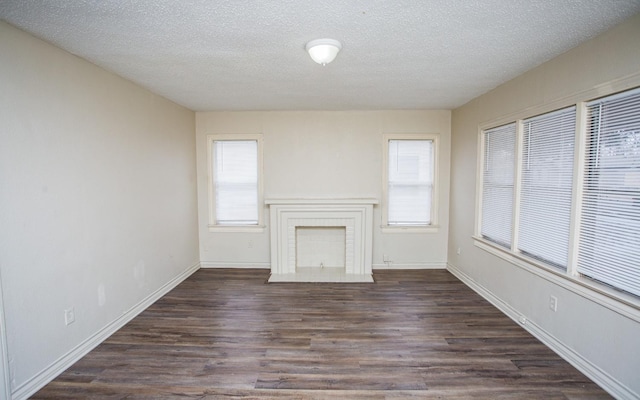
[388,139,433,225]
[578,88,640,297]
[518,107,576,269]
[481,123,516,247]
[213,140,258,225]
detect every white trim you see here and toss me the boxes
[266,198,378,205]
[474,127,484,237]
[12,262,200,400]
[206,133,264,229]
[511,120,524,251]
[381,133,440,228]
[473,237,640,321]
[0,270,11,400]
[372,262,446,270]
[447,262,638,400]
[586,85,640,106]
[380,225,439,233]
[200,261,270,269]
[207,225,266,233]
[567,102,588,277]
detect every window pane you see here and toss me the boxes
[213,140,258,225]
[481,123,516,247]
[518,107,576,269]
[579,88,640,297]
[388,140,433,225]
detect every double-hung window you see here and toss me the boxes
[518,107,576,269]
[207,134,263,230]
[480,123,516,247]
[578,89,640,297]
[383,134,438,229]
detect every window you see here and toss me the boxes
[207,134,263,230]
[519,107,576,269]
[476,86,640,302]
[383,134,438,229]
[480,123,516,247]
[578,89,640,297]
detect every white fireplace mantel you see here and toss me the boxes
[266,198,377,283]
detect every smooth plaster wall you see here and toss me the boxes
[0,21,199,395]
[196,110,451,269]
[449,13,640,397]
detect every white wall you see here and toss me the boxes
[448,14,640,398]
[0,21,199,398]
[196,110,451,269]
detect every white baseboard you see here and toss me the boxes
[446,262,637,400]
[373,262,446,270]
[201,262,445,270]
[12,262,201,400]
[200,261,270,269]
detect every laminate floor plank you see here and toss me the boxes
[31,269,612,399]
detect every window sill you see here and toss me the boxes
[381,225,439,233]
[473,236,640,322]
[208,225,266,233]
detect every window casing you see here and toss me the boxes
[476,86,640,304]
[207,134,264,231]
[383,134,438,230]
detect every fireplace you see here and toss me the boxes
[266,199,377,282]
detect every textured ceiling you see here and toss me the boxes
[1,1,639,111]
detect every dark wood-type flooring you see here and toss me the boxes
[33,269,611,399]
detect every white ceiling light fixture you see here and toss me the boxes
[306,38,342,66]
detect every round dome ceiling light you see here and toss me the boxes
[306,38,342,66]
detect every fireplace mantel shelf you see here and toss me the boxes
[265,198,378,205]
[266,199,377,283]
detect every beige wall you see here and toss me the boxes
[3,8,639,400]
[0,21,199,398]
[449,13,640,398]
[196,110,451,269]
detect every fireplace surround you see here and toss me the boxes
[266,198,377,282]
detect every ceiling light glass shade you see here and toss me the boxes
[306,39,342,65]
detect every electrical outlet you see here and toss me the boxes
[248,240,253,249]
[549,295,558,312]
[518,315,527,325]
[456,247,461,255]
[64,307,75,325]
[383,254,390,262]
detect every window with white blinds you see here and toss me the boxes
[212,139,259,225]
[387,138,434,225]
[578,88,640,297]
[481,124,516,247]
[477,86,640,301]
[518,107,576,269]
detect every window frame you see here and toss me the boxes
[474,86,640,318]
[207,134,265,232]
[382,133,439,232]
[479,123,517,248]
[517,106,577,270]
